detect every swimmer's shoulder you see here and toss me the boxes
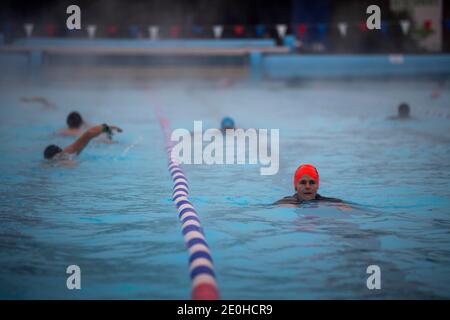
[316,194,343,203]
[274,194,299,205]
[58,128,82,136]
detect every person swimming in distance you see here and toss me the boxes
[274,164,346,207]
[186,117,237,137]
[388,103,412,120]
[221,116,235,133]
[44,124,122,160]
[20,96,56,110]
[59,111,86,136]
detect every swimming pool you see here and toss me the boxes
[0,78,449,299]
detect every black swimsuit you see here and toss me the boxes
[274,193,343,205]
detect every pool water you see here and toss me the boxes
[0,79,449,299]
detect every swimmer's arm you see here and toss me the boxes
[36,97,56,109]
[63,125,104,155]
[63,124,122,155]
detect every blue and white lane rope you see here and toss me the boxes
[154,102,219,300]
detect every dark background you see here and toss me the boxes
[1,0,449,53]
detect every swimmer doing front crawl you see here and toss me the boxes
[44,124,122,160]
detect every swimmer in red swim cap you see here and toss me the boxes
[293,164,320,201]
[274,164,344,206]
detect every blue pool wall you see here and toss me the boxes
[1,36,450,80]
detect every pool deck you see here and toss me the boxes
[0,37,449,80]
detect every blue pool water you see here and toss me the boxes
[0,79,449,299]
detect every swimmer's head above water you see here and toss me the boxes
[221,117,235,130]
[44,144,63,160]
[398,103,410,118]
[294,164,319,201]
[274,164,343,205]
[67,111,83,129]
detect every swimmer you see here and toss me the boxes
[44,124,122,160]
[20,96,56,110]
[274,164,349,209]
[59,111,86,136]
[221,117,235,133]
[185,117,238,137]
[388,103,412,120]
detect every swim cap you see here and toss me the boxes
[221,117,235,130]
[294,164,319,189]
[44,144,62,159]
[67,111,83,129]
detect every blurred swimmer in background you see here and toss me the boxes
[58,111,117,144]
[20,96,56,110]
[188,116,237,136]
[59,111,86,136]
[220,116,236,133]
[44,124,122,161]
[388,103,412,120]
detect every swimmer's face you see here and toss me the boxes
[296,174,318,201]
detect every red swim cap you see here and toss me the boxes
[294,164,319,190]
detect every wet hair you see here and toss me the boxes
[44,144,62,159]
[398,103,410,118]
[221,117,235,130]
[66,111,83,129]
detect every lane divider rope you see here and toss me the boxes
[151,93,220,300]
